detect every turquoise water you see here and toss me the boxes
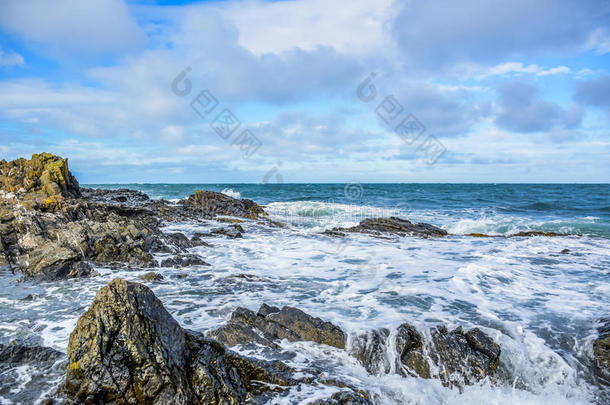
[85,183,610,237]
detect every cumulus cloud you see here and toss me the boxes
[0,0,146,57]
[392,0,610,70]
[494,81,583,133]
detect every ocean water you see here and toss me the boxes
[0,183,608,404]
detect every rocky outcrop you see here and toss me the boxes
[593,318,610,384]
[182,190,267,219]
[65,279,297,404]
[0,152,80,211]
[0,154,166,279]
[349,323,501,387]
[209,304,346,350]
[329,217,448,238]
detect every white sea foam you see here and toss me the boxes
[221,188,241,199]
[0,200,607,404]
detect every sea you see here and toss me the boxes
[0,183,608,404]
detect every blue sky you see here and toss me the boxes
[0,0,609,183]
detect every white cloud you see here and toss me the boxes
[0,47,24,67]
[221,0,396,56]
[0,0,146,56]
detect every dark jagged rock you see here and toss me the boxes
[209,304,347,350]
[182,190,267,219]
[593,318,610,384]
[0,154,163,279]
[81,188,150,207]
[349,323,501,387]
[349,328,391,375]
[329,217,447,238]
[0,340,62,364]
[65,279,297,404]
[211,226,244,239]
[160,254,210,268]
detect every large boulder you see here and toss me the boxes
[209,304,347,350]
[182,190,267,219]
[349,323,501,387]
[0,152,80,211]
[65,279,296,404]
[593,318,610,384]
[330,217,447,238]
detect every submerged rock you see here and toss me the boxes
[138,271,164,281]
[209,304,347,350]
[329,217,447,238]
[349,323,501,387]
[182,190,267,219]
[593,318,610,384]
[160,254,210,268]
[65,279,296,404]
[0,340,62,365]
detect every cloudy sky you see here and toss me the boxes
[0,0,609,183]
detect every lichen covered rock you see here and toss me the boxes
[65,279,296,404]
[0,153,80,211]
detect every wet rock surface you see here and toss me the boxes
[593,318,610,384]
[182,190,267,219]
[0,340,63,365]
[160,253,210,268]
[330,217,448,238]
[65,279,297,404]
[209,304,347,350]
[0,154,248,280]
[349,322,501,387]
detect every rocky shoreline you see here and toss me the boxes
[0,154,607,404]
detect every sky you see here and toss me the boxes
[0,0,609,183]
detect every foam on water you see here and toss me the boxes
[1,184,608,404]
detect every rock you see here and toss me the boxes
[349,323,501,386]
[593,318,610,383]
[160,254,210,268]
[139,271,164,281]
[211,227,243,239]
[349,329,391,375]
[465,233,490,237]
[209,304,346,350]
[0,152,80,211]
[0,154,164,279]
[560,248,571,254]
[331,217,447,238]
[65,279,296,404]
[0,340,63,364]
[511,231,559,237]
[309,390,373,405]
[182,190,267,219]
[81,188,150,207]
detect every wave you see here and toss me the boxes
[221,188,241,199]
